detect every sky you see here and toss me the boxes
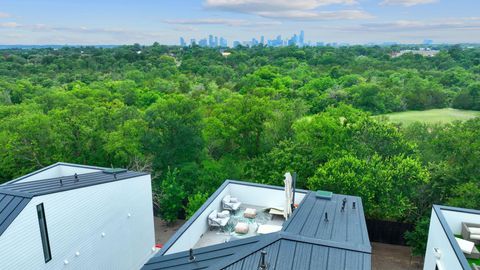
[0,0,479,45]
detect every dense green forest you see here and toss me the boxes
[0,44,479,254]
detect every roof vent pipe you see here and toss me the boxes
[259,250,267,270]
[189,248,195,262]
[324,212,329,222]
[60,179,63,186]
[74,173,79,182]
[353,202,356,209]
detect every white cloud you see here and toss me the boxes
[256,10,373,20]
[203,0,371,21]
[342,19,480,32]
[164,18,281,27]
[380,0,438,7]
[0,12,10,18]
[0,22,19,28]
[204,0,357,12]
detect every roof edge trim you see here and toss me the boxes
[4,162,108,185]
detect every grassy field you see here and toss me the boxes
[376,108,480,125]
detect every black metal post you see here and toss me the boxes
[259,250,267,270]
[291,172,297,211]
[189,248,195,262]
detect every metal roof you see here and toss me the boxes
[143,189,371,270]
[0,193,31,237]
[0,169,148,237]
[282,193,370,248]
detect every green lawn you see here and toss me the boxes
[376,108,480,126]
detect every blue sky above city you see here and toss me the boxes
[0,0,479,45]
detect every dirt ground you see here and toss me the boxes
[372,242,423,270]
[154,217,424,270]
[154,217,185,246]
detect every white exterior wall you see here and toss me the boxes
[229,183,306,208]
[0,175,155,270]
[442,209,480,235]
[424,210,463,270]
[14,164,102,183]
[164,182,306,255]
[164,185,231,255]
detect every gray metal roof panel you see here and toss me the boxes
[0,170,148,197]
[222,239,371,270]
[0,193,31,236]
[143,235,270,270]
[283,192,370,247]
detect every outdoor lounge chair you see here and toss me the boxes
[456,237,480,259]
[208,210,230,228]
[222,195,241,211]
[462,222,480,244]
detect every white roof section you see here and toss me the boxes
[4,162,107,185]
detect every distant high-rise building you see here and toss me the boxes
[208,35,214,47]
[220,37,228,47]
[299,30,305,47]
[233,41,241,47]
[260,36,265,45]
[288,34,298,46]
[190,38,196,46]
[199,38,208,47]
[423,39,433,45]
[179,37,186,47]
[214,36,219,47]
[267,35,283,47]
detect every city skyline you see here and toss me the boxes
[0,0,479,45]
[179,30,445,48]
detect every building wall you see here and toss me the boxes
[0,174,155,270]
[441,209,480,235]
[14,164,102,183]
[229,183,306,208]
[424,209,463,270]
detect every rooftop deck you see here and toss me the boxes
[144,180,371,270]
[193,203,285,249]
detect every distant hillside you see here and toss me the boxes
[376,108,480,125]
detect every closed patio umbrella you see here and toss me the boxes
[284,172,293,219]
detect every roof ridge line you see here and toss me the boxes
[0,189,33,198]
[279,232,371,254]
[212,233,282,269]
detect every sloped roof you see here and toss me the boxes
[143,190,371,270]
[0,168,148,237]
[0,192,31,237]
[282,193,370,248]
[143,232,371,270]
